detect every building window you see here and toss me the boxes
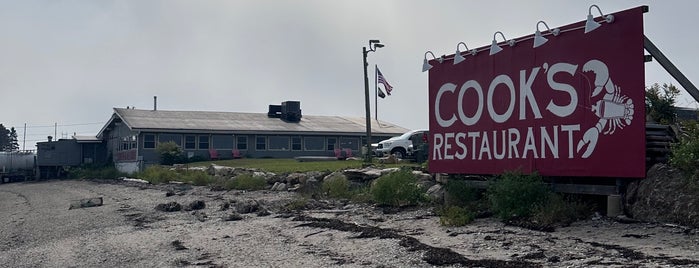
[143,134,156,149]
[130,135,137,150]
[256,136,267,151]
[291,137,302,151]
[340,137,360,151]
[185,135,196,149]
[303,136,324,151]
[269,136,290,151]
[237,136,248,150]
[212,135,234,149]
[327,137,337,151]
[199,135,209,150]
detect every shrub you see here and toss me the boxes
[370,169,426,206]
[444,179,480,207]
[645,83,679,124]
[68,165,125,180]
[530,194,591,226]
[487,171,551,221]
[229,174,267,190]
[136,165,179,184]
[188,171,213,186]
[671,121,699,179]
[439,206,475,227]
[322,174,351,199]
[156,141,184,165]
[285,197,309,211]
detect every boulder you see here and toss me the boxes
[625,163,699,227]
[235,199,261,214]
[413,171,435,189]
[271,182,287,191]
[184,200,206,211]
[426,184,445,204]
[155,202,182,212]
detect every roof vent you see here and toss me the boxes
[267,105,282,118]
[281,101,302,122]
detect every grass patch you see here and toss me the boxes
[370,169,426,207]
[190,158,417,173]
[322,174,351,199]
[439,206,475,227]
[67,165,125,180]
[487,171,550,221]
[135,165,213,185]
[227,174,267,190]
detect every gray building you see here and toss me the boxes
[97,102,409,173]
[36,135,108,178]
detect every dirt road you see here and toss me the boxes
[1,180,698,267]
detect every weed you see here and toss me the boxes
[229,174,267,190]
[322,174,351,199]
[285,197,309,211]
[438,206,475,226]
[68,165,125,180]
[444,179,480,207]
[487,171,550,221]
[370,169,426,207]
[530,194,591,226]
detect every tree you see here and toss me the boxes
[0,124,9,151]
[645,83,680,124]
[8,127,19,151]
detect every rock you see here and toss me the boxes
[236,199,260,214]
[171,240,187,250]
[223,213,243,221]
[299,178,321,195]
[184,200,206,211]
[625,163,699,228]
[155,202,182,212]
[193,211,207,222]
[426,184,444,203]
[343,168,384,182]
[165,190,175,197]
[286,172,307,185]
[414,171,435,189]
[69,197,104,210]
[271,182,287,191]
[257,209,271,217]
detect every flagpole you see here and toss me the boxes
[374,64,378,121]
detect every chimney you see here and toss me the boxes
[153,96,157,111]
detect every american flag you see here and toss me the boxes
[377,67,393,96]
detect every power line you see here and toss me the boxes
[3,122,104,128]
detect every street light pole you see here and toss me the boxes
[362,40,383,163]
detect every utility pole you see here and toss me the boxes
[362,40,384,163]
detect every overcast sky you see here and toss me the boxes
[1,0,698,149]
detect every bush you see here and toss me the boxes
[487,171,551,221]
[229,174,267,190]
[370,169,426,206]
[530,194,591,226]
[439,206,475,226]
[136,166,178,184]
[444,179,480,207]
[68,165,125,180]
[135,165,213,185]
[645,83,679,124]
[671,121,699,179]
[322,174,351,199]
[156,141,184,165]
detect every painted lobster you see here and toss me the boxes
[576,59,635,158]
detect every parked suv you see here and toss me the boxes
[375,129,428,159]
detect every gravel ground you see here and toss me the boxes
[1,179,698,268]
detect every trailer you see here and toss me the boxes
[0,151,36,183]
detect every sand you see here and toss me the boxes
[1,179,697,267]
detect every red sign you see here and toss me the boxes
[428,6,645,177]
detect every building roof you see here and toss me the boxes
[98,108,410,137]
